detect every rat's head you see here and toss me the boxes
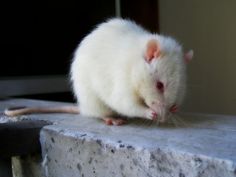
[137,36,193,122]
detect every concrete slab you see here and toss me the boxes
[0,99,236,177]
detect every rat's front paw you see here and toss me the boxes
[145,109,158,120]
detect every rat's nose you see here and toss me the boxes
[170,104,178,113]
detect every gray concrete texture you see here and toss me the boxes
[1,99,236,177]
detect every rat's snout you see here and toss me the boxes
[150,101,167,122]
[149,101,179,123]
[150,101,164,112]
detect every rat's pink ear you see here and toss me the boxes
[145,40,161,63]
[184,50,194,63]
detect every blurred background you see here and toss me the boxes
[1,0,236,116]
[159,1,236,115]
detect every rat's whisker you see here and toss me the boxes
[170,116,180,128]
[174,115,189,127]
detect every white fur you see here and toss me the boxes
[71,18,187,122]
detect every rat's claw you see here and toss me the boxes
[151,112,158,120]
[146,109,158,120]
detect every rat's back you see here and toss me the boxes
[70,18,148,117]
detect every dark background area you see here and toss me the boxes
[1,1,116,77]
[0,0,158,102]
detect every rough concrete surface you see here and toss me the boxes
[0,99,236,177]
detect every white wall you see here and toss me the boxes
[159,0,236,115]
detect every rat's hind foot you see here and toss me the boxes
[102,117,127,126]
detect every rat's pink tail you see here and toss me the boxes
[4,106,79,117]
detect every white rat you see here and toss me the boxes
[71,18,193,125]
[5,18,193,125]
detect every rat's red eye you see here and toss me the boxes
[156,81,164,93]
